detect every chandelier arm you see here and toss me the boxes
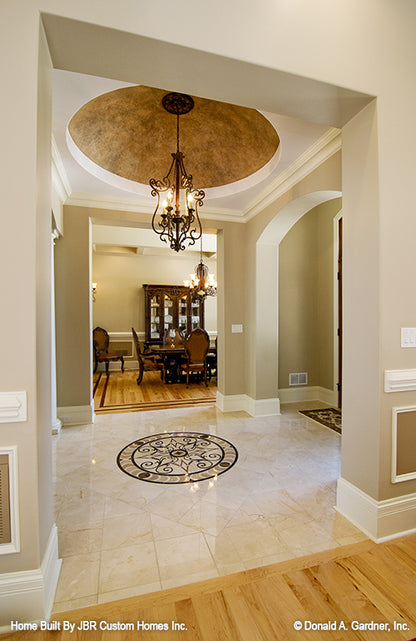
[149,92,205,252]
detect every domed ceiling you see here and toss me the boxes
[67,85,280,196]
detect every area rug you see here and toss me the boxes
[298,408,342,434]
[117,431,238,484]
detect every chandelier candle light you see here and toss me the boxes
[184,238,217,299]
[150,92,205,252]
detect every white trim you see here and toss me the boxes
[216,392,249,413]
[96,360,138,372]
[384,368,416,393]
[0,446,20,555]
[0,391,27,423]
[51,135,71,201]
[336,477,416,542]
[279,385,337,406]
[51,417,62,435]
[216,392,280,416]
[0,525,61,631]
[245,129,341,220]
[246,396,280,417]
[57,402,94,426]
[109,330,143,340]
[67,193,242,222]
[66,130,341,224]
[392,405,416,483]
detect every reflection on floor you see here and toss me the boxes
[52,402,367,613]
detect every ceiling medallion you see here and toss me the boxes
[150,92,205,252]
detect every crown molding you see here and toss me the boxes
[244,128,341,221]
[51,135,71,201]
[66,193,244,222]
[57,128,341,224]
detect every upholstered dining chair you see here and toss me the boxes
[180,327,210,387]
[93,326,124,375]
[132,328,164,385]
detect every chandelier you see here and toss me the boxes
[150,92,205,252]
[184,238,217,299]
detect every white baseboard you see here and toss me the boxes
[246,396,280,417]
[279,385,338,406]
[51,417,62,435]
[216,392,280,417]
[57,401,94,426]
[336,477,416,542]
[0,524,61,630]
[95,359,138,372]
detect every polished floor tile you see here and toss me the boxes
[52,402,368,612]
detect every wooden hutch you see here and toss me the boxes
[143,284,204,347]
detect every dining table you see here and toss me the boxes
[150,343,186,383]
[151,340,217,384]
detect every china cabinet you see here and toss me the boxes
[143,284,204,346]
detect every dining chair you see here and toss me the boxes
[207,336,217,381]
[93,326,124,375]
[180,327,210,387]
[132,328,164,385]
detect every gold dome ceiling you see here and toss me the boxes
[67,86,280,191]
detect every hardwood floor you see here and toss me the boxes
[93,370,217,413]
[4,534,416,639]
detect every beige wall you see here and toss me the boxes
[248,152,342,401]
[279,198,341,391]
[92,250,217,336]
[0,15,54,581]
[2,0,416,610]
[55,206,92,409]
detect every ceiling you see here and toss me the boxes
[52,69,338,254]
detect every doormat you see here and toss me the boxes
[299,408,342,434]
[117,431,238,484]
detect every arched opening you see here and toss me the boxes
[255,191,342,411]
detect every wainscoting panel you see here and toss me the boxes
[0,446,19,555]
[392,406,416,483]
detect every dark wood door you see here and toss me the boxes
[337,217,343,409]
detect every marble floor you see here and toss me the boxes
[52,402,367,613]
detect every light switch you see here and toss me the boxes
[401,328,416,348]
[232,324,243,333]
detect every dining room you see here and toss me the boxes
[91,225,218,413]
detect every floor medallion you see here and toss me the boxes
[117,431,238,484]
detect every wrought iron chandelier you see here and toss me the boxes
[184,238,217,299]
[150,92,205,252]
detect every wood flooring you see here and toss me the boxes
[93,369,217,413]
[4,534,416,640]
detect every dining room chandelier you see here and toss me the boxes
[184,239,217,299]
[150,92,205,252]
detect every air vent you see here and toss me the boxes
[0,454,11,545]
[289,372,308,386]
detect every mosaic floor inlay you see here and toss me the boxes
[117,431,238,484]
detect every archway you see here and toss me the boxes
[255,190,342,412]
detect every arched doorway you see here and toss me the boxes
[255,190,342,412]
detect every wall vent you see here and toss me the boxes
[0,454,11,545]
[289,372,308,386]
